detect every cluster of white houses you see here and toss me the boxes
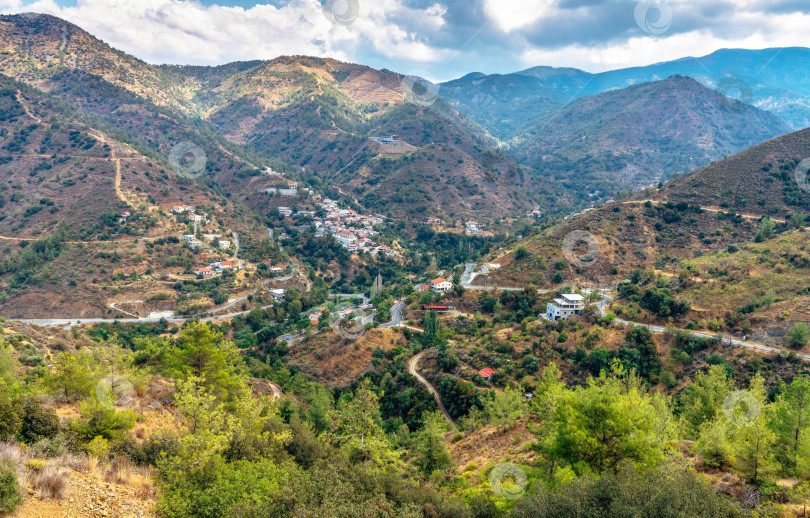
[312,199,395,256]
[171,205,209,224]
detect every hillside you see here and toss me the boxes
[510,76,790,199]
[0,74,284,318]
[0,14,538,222]
[439,72,568,140]
[657,127,810,215]
[478,200,761,289]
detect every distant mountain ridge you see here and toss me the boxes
[510,75,790,199]
[442,47,810,138]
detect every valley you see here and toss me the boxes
[0,9,808,518]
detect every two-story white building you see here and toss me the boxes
[430,277,452,293]
[545,293,585,321]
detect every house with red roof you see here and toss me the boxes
[430,277,452,293]
[478,368,495,379]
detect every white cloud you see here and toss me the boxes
[484,0,556,33]
[0,0,449,66]
[1,0,810,79]
[519,11,810,73]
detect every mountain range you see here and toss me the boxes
[441,47,810,139]
[2,14,806,222]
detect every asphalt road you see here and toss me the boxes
[584,289,810,361]
[379,302,405,328]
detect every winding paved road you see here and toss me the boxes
[460,263,524,291]
[460,263,808,362]
[379,302,405,328]
[585,289,810,361]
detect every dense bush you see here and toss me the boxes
[511,464,746,518]
[0,459,22,514]
[18,398,60,444]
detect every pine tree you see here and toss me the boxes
[423,310,440,344]
[415,411,452,474]
[770,375,810,474]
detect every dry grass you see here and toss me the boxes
[104,456,155,499]
[31,464,69,500]
[0,441,28,470]
[58,453,94,473]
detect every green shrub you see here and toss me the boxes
[157,458,286,518]
[29,434,69,458]
[86,436,110,458]
[788,322,808,349]
[18,398,59,444]
[70,402,136,442]
[0,397,21,441]
[0,459,23,514]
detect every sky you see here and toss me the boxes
[2,0,810,81]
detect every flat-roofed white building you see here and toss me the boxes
[546,293,585,321]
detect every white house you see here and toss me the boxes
[336,232,356,245]
[181,235,197,245]
[430,277,452,293]
[466,221,480,234]
[218,240,231,250]
[546,294,586,321]
[269,289,286,302]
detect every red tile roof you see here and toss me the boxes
[478,368,495,378]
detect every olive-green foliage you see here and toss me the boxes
[511,464,746,518]
[0,395,20,441]
[156,457,286,518]
[229,456,470,518]
[70,401,136,442]
[788,322,809,349]
[540,363,673,476]
[50,351,95,401]
[0,459,22,515]
[18,397,60,444]
[414,411,452,475]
